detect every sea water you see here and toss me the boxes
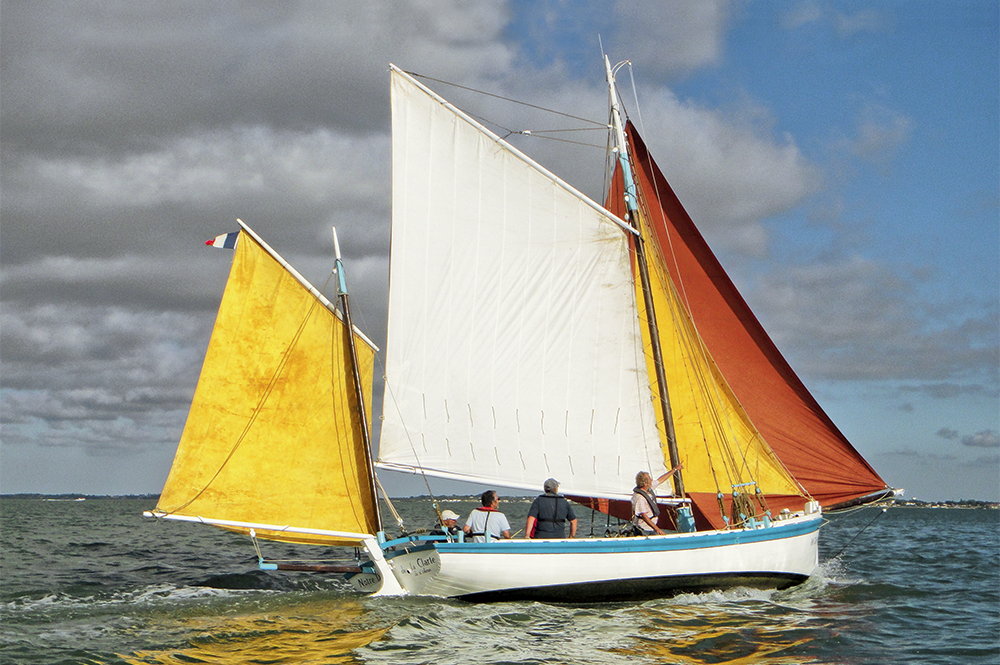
[2,497,997,664]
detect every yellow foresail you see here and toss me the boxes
[154,233,378,546]
[633,212,804,501]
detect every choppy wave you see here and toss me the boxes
[4,583,252,614]
[2,498,998,665]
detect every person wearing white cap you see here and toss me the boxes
[431,509,462,539]
[525,478,577,539]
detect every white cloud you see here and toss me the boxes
[750,255,999,383]
[848,104,914,164]
[1,1,518,154]
[0,303,207,382]
[834,9,885,36]
[9,127,388,210]
[962,430,1000,449]
[0,303,208,460]
[778,3,886,37]
[781,2,822,30]
[2,0,993,501]
[614,0,730,76]
[633,89,820,255]
[871,449,999,502]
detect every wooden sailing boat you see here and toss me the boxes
[147,60,894,602]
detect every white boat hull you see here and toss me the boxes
[379,513,821,602]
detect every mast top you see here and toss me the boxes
[604,56,638,216]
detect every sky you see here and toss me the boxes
[1,1,997,502]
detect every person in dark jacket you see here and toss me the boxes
[525,478,578,539]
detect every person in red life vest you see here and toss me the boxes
[631,466,683,535]
[463,490,511,542]
[525,478,578,539]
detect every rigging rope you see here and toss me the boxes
[349,278,444,534]
[319,270,426,535]
[615,71,812,524]
[831,504,890,559]
[499,130,607,150]
[406,70,609,151]
[405,70,606,127]
[397,66,804,527]
[374,474,405,532]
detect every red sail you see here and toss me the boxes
[608,122,890,511]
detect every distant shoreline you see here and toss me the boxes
[889,500,999,510]
[2,493,997,510]
[1,493,161,500]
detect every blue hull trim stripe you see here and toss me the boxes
[433,517,820,556]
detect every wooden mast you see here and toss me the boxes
[605,57,686,498]
[332,227,383,531]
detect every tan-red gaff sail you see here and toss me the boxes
[604,122,891,522]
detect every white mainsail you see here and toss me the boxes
[377,67,668,499]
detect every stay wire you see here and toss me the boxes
[618,66,809,516]
[406,71,609,151]
[404,70,606,127]
[340,276,444,530]
[831,504,891,559]
[322,271,415,533]
[499,130,607,151]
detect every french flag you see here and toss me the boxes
[205,231,239,249]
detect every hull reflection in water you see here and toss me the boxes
[122,599,388,665]
[617,596,822,664]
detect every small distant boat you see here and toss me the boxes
[146,60,895,602]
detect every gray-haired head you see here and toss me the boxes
[543,478,560,493]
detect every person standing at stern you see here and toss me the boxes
[526,478,578,539]
[631,466,682,536]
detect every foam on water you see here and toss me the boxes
[3,497,998,665]
[3,583,254,615]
